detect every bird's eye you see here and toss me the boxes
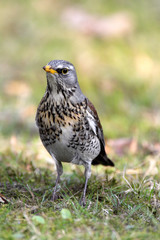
[62,68,68,75]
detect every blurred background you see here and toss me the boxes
[0,0,160,168]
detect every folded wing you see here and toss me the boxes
[86,98,114,167]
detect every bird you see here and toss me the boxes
[36,60,114,206]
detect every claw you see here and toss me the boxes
[52,191,58,201]
[79,197,86,207]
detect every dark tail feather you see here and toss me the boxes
[92,154,114,167]
[92,140,114,166]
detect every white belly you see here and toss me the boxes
[46,124,100,165]
[47,125,75,163]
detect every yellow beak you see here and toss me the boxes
[43,65,57,74]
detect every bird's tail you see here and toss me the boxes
[92,154,114,166]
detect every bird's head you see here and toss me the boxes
[43,60,79,92]
[43,60,85,102]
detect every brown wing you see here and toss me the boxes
[86,98,114,167]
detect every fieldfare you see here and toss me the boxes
[36,60,114,206]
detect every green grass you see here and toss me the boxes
[0,0,160,239]
[0,143,160,239]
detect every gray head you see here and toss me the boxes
[43,60,78,89]
[43,60,85,102]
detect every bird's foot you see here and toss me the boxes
[51,184,61,201]
[79,197,86,207]
[51,192,58,201]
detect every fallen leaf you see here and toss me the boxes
[0,193,10,204]
[62,8,134,38]
[143,156,159,177]
[125,169,142,175]
[142,141,160,155]
[106,138,138,156]
[60,208,72,220]
[32,215,45,224]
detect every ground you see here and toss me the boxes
[0,0,160,239]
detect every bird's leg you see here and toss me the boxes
[52,161,63,201]
[80,163,91,206]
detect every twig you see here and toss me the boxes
[123,166,137,194]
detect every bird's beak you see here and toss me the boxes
[43,65,58,74]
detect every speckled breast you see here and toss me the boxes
[36,95,100,162]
